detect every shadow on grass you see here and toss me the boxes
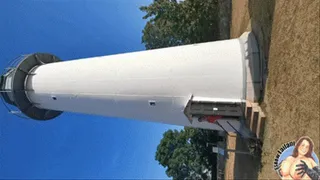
[233,137,262,179]
[233,1,275,179]
[248,0,276,103]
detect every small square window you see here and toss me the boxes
[149,100,156,106]
[52,96,57,100]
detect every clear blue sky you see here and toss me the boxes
[0,1,182,179]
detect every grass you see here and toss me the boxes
[228,0,320,179]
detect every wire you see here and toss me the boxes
[0,96,30,120]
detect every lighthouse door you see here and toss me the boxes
[183,96,245,123]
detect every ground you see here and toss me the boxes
[226,0,320,179]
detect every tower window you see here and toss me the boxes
[149,100,156,106]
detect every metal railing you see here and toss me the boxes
[0,55,32,119]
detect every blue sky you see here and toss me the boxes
[0,1,182,179]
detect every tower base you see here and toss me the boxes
[239,31,262,102]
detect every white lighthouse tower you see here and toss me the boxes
[0,32,261,136]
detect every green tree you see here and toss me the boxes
[155,127,223,180]
[140,0,219,49]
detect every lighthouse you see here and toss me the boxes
[0,32,261,135]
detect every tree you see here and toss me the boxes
[155,127,223,180]
[140,0,219,49]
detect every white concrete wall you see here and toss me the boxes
[25,38,245,130]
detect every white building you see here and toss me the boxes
[0,32,261,135]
